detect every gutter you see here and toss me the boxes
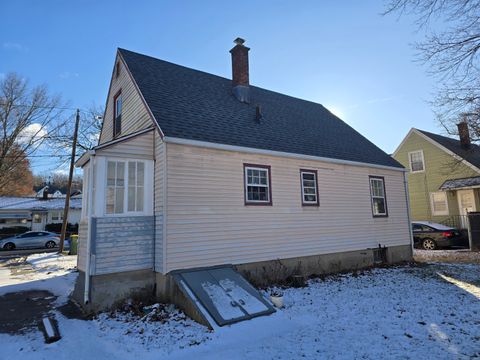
[84,151,96,304]
[163,137,406,173]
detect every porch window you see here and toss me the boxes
[127,161,145,212]
[244,164,271,205]
[106,160,146,215]
[300,170,319,206]
[106,161,125,214]
[113,91,122,138]
[369,176,388,217]
[408,150,425,172]
[430,192,449,216]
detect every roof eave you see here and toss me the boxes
[164,136,406,172]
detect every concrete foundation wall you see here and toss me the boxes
[73,244,412,316]
[234,244,412,287]
[72,269,156,313]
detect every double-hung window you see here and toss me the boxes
[106,160,146,215]
[408,150,425,173]
[113,91,122,138]
[300,170,319,206]
[369,176,388,217]
[244,164,271,205]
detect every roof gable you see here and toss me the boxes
[118,48,403,169]
[415,129,480,173]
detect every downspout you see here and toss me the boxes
[84,151,96,304]
[403,171,414,256]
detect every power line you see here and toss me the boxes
[0,101,91,113]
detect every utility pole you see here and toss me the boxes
[59,109,80,253]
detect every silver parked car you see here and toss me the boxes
[0,231,61,251]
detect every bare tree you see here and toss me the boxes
[51,104,103,158]
[384,0,480,138]
[0,73,65,190]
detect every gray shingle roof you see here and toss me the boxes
[417,129,480,170]
[118,49,403,169]
[440,176,480,190]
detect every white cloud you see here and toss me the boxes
[3,42,28,52]
[17,123,48,144]
[59,71,80,79]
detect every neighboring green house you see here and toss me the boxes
[393,125,480,229]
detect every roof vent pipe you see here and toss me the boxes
[458,119,471,148]
[255,105,263,122]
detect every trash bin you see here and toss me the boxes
[467,212,480,251]
[69,234,78,255]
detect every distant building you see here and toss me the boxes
[0,196,82,231]
[393,125,480,229]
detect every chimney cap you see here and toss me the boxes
[233,37,245,46]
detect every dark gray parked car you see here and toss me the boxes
[0,231,61,250]
[412,221,465,250]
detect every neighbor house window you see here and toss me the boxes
[51,211,63,221]
[244,164,271,205]
[430,192,449,216]
[369,176,388,217]
[300,169,319,206]
[106,160,146,214]
[113,91,122,138]
[408,150,425,172]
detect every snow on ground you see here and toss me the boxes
[0,253,77,304]
[1,256,479,359]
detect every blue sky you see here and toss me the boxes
[1,0,440,173]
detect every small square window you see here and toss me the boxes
[430,192,449,216]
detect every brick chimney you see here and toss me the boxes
[458,121,471,148]
[230,38,250,103]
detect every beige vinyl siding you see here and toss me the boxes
[99,55,153,145]
[164,143,410,272]
[393,130,480,222]
[154,133,165,272]
[96,131,154,160]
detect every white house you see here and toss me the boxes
[0,197,82,231]
[74,39,412,324]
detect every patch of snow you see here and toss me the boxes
[0,253,77,304]
[201,281,244,320]
[1,262,479,359]
[218,278,268,313]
